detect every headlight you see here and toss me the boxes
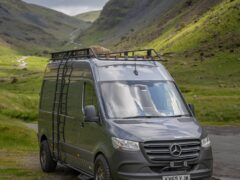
[112,137,140,151]
[201,136,211,148]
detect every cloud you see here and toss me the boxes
[22,0,108,15]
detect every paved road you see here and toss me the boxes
[26,123,240,179]
[206,127,240,180]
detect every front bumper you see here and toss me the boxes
[109,147,213,180]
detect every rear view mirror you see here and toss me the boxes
[84,105,99,122]
[188,104,195,116]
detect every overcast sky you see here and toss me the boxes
[22,0,109,16]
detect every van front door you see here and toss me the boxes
[78,81,106,173]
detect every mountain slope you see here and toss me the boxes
[76,0,223,49]
[147,0,240,54]
[75,10,101,23]
[0,0,90,53]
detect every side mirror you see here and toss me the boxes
[84,105,99,122]
[188,104,195,116]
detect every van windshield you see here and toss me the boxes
[100,81,190,119]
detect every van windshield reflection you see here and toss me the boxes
[100,81,190,119]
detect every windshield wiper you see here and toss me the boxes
[122,114,191,119]
[167,114,191,118]
[122,115,163,119]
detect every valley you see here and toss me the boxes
[0,0,239,179]
[0,0,91,53]
[75,10,101,23]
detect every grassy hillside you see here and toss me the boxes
[0,0,90,53]
[0,44,48,121]
[148,0,240,53]
[0,114,38,178]
[75,10,101,23]
[163,50,240,125]
[76,0,223,48]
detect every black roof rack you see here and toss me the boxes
[51,48,162,61]
[51,48,97,61]
[98,49,161,61]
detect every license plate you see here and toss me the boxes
[162,175,190,180]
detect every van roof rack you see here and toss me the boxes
[98,49,161,61]
[51,48,162,61]
[51,48,97,61]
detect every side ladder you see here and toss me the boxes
[51,55,73,161]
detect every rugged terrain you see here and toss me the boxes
[77,0,227,49]
[0,0,90,53]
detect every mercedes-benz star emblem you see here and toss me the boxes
[169,144,182,157]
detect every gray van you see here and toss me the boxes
[38,48,213,180]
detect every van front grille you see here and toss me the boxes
[141,139,201,166]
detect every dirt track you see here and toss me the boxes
[26,124,240,180]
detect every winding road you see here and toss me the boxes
[67,28,83,46]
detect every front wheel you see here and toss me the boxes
[40,140,57,172]
[94,155,112,180]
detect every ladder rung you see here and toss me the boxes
[58,70,65,74]
[59,113,67,116]
[54,102,67,104]
[56,92,67,95]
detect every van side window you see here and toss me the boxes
[83,82,98,111]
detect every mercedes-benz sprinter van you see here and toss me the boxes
[38,48,213,180]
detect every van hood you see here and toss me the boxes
[109,117,203,142]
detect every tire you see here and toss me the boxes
[40,140,57,172]
[94,155,112,180]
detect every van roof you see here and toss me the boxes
[50,48,173,82]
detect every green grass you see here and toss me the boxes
[0,116,75,179]
[163,49,240,125]
[149,0,240,53]
[0,45,48,121]
[0,115,37,151]
[0,116,46,179]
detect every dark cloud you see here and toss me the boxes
[22,0,108,15]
